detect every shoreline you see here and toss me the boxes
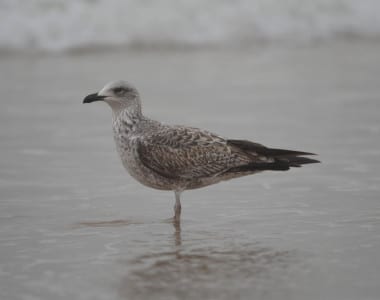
[1,38,380,59]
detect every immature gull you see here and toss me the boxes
[83,81,319,223]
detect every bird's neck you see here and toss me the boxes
[110,101,142,119]
[112,107,142,135]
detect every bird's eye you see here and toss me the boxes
[113,87,126,94]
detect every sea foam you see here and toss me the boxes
[1,0,380,52]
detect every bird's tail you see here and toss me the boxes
[226,139,320,173]
[285,156,320,168]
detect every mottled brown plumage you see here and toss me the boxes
[83,80,320,223]
[137,126,249,181]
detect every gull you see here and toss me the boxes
[83,81,319,223]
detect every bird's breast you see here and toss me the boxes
[112,132,175,190]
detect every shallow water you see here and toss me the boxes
[1,41,380,300]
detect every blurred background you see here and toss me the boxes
[1,0,380,51]
[1,1,380,300]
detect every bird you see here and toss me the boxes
[83,80,319,223]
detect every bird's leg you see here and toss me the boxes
[174,191,182,224]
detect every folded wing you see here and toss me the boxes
[136,128,320,181]
[136,127,250,180]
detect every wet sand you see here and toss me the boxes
[0,41,380,300]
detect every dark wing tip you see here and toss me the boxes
[287,157,321,167]
[227,139,318,157]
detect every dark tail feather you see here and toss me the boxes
[227,156,320,174]
[227,139,316,157]
[260,148,316,157]
[226,139,320,174]
[227,160,290,173]
[226,157,320,174]
[286,156,320,167]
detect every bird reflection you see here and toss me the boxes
[120,223,296,300]
[74,217,297,300]
[173,219,182,246]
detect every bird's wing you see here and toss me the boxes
[136,126,250,180]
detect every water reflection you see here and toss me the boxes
[174,221,181,247]
[73,219,143,228]
[119,223,296,300]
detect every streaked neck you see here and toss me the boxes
[110,102,142,121]
[112,107,143,134]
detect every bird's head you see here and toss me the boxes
[83,80,141,116]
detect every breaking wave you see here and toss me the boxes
[1,0,380,52]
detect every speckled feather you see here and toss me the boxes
[136,125,254,180]
[84,80,319,193]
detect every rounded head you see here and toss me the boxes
[98,80,139,99]
[83,80,141,115]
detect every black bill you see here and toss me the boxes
[83,93,106,104]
